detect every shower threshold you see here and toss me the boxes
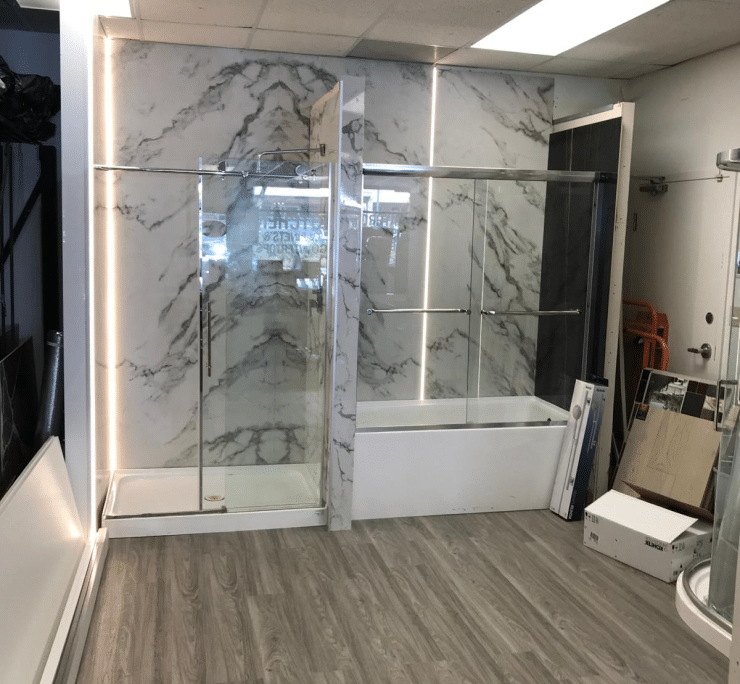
[102,464,325,538]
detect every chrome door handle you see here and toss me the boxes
[688,343,712,360]
[207,301,212,377]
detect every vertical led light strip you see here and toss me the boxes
[104,37,118,472]
[419,67,438,401]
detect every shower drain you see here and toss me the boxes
[204,494,224,501]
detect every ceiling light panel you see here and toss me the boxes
[472,0,670,56]
[97,0,132,18]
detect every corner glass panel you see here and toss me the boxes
[199,159,330,512]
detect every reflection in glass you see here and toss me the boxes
[199,159,330,512]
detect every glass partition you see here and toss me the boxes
[358,168,612,431]
[199,159,330,512]
[708,265,740,620]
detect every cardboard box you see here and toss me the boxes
[617,408,719,519]
[583,490,712,582]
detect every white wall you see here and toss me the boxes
[623,45,740,381]
[552,75,624,120]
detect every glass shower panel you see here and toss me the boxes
[467,178,599,425]
[358,176,475,426]
[708,267,740,620]
[199,160,330,512]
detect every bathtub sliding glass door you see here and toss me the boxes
[358,167,614,432]
[199,160,330,512]
[466,177,611,426]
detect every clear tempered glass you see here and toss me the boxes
[466,178,599,426]
[358,172,602,430]
[199,159,330,512]
[708,261,740,621]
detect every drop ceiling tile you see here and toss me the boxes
[259,0,392,37]
[366,0,539,49]
[137,0,262,27]
[141,21,251,49]
[347,40,456,64]
[561,0,740,66]
[249,29,356,57]
[100,16,141,40]
[436,48,549,71]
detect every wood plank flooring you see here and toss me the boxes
[76,511,728,684]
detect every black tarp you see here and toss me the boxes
[0,55,60,143]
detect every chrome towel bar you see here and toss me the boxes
[481,309,581,316]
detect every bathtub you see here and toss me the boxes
[352,395,569,520]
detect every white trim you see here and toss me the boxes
[60,0,96,537]
[55,529,110,684]
[595,102,634,498]
[38,544,94,684]
[551,102,625,134]
[104,506,327,538]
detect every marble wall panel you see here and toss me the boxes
[358,68,554,403]
[322,78,364,531]
[99,37,555,472]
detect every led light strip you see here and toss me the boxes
[104,37,118,472]
[419,67,438,401]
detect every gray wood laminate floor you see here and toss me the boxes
[76,510,728,684]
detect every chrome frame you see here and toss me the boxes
[362,163,613,183]
[682,557,733,634]
[481,309,581,317]
[356,418,568,434]
[367,308,470,315]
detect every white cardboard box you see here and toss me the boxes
[583,490,712,582]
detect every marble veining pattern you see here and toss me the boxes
[316,79,364,530]
[100,38,554,476]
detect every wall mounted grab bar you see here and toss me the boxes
[480,309,581,316]
[366,308,471,315]
[94,164,302,179]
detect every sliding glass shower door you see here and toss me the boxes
[199,160,330,512]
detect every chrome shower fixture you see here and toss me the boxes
[717,149,740,172]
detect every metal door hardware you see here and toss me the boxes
[687,343,712,360]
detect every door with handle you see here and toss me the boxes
[199,159,331,512]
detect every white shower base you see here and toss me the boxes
[676,562,731,656]
[102,464,325,538]
[353,396,569,520]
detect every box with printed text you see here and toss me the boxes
[583,490,712,582]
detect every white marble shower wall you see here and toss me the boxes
[97,38,552,470]
[359,69,554,401]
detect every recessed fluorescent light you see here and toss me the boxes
[97,0,133,18]
[17,0,60,9]
[472,0,669,56]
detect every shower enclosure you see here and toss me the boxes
[676,148,740,656]
[199,159,330,511]
[353,164,617,520]
[102,159,336,534]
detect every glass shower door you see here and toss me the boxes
[466,177,608,426]
[708,265,740,620]
[199,160,330,512]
